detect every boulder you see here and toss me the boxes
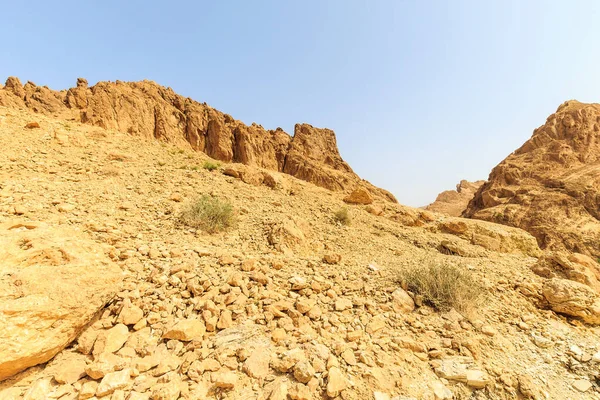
[343,187,374,205]
[0,221,122,381]
[542,278,600,324]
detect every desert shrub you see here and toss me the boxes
[203,161,221,171]
[333,207,351,225]
[179,195,235,233]
[399,263,484,313]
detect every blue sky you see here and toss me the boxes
[2,1,600,206]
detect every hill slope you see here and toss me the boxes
[1,101,600,399]
[0,77,396,202]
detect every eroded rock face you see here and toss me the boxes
[0,221,122,381]
[464,101,600,257]
[0,77,395,203]
[426,180,485,216]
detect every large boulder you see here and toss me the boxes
[0,221,122,381]
[542,278,600,324]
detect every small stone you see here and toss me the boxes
[391,288,415,313]
[79,381,98,399]
[213,370,238,389]
[93,324,129,357]
[432,381,453,399]
[335,298,353,311]
[341,349,357,366]
[289,383,312,400]
[169,193,183,202]
[293,360,315,384]
[163,319,205,341]
[25,122,40,129]
[466,370,489,389]
[326,367,347,398]
[296,298,316,314]
[128,392,150,400]
[150,380,181,400]
[365,205,383,216]
[366,315,387,334]
[243,350,270,379]
[573,379,592,392]
[272,328,287,343]
[23,378,53,400]
[53,357,87,384]
[57,203,76,213]
[347,330,363,342]
[241,259,257,271]
[217,310,233,330]
[96,369,132,397]
[374,392,391,400]
[272,260,284,270]
[323,254,342,265]
[118,300,144,326]
[290,276,308,291]
[219,255,236,265]
[307,306,322,320]
[481,325,497,337]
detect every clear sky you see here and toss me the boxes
[2,1,600,206]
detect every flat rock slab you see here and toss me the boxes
[0,220,122,381]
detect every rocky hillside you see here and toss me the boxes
[425,180,485,217]
[3,100,600,399]
[0,77,396,202]
[464,100,600,258]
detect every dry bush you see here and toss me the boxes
[179,195,235,233]
[399,263,484,313]
[203,161,221,171]
[333,207,351,225]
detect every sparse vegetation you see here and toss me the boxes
[179,195,235,233]
[203,161,221,171]
[399,263,484,313]
[333,207,351,225]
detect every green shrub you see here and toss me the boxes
[333,207,351,225]
[399,263,484,313]
[203,161,221,171]
[179,195,235,233]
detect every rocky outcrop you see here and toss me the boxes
[426,180,485,216]
[0,221,122,381]
[0,77,396,202]
[464,101,600,257]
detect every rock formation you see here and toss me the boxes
[0,77,396,202]
[464,101,600,257]
[425,180,485,216]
